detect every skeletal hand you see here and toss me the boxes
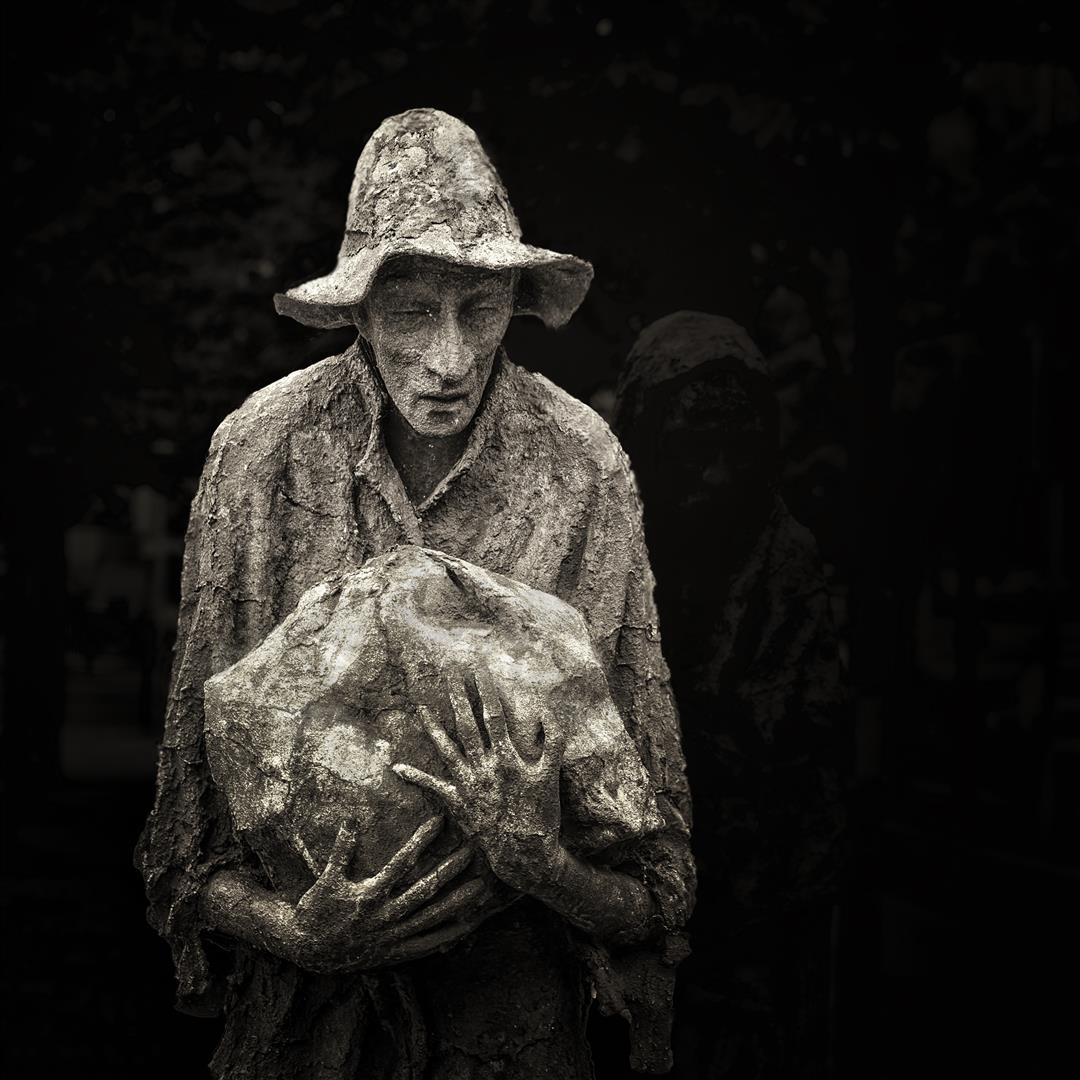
[393,670,567,895]
[287,814,487,972]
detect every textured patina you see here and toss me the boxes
[203,546,664,912]
[136,342,695,1077]
[274,109,593,331]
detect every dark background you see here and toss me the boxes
[3,1,1077,1076]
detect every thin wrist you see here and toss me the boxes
[501,838,568,895]
[529,850,658,942]
[520,841,571,898]
[201,871,296,958]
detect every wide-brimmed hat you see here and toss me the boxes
[614,311,772,427]
[274,108,593,330]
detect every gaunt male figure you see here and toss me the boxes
[136,109,695,1079]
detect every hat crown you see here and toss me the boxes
[274,108,593,331]
[340,108,522,258]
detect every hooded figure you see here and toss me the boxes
[135,109,694,1080]
[614,312,845,1079]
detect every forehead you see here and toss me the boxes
[659,374,759,429]
[372,255,510,295]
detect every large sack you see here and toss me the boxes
[204,545,663,912]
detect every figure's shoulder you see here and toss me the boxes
[765,499,832,598]
[219,352,350,437]
[501,359,632,483]
[207,351,359,465]
[772,499,824,562]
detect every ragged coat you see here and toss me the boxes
[135,340,695,1079]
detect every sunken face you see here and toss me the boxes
[359,255,515,437]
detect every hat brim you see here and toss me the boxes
[273,237,593,331]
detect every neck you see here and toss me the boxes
[384,404,470,505]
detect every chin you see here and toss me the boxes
[411,407,474,438]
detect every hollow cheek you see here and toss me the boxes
[376,345,427,401]
[473,321,507,370]
[468,346,496,390]
[470,308,509,350]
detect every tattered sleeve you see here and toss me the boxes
[133,414,255,1016]
[604,482,696,933]
[572,452,697,1073]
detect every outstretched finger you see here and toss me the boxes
[474,667,513,758]
[365,815,443,900]
[386,877,487,941]
[392,764,466,818]
[416,704,468,778]
[381,926,465,965]
[294,835,321,877]
[447,679,487,759]
[323,819,360,879]
[380,843,477,922]
[381,909,489,964]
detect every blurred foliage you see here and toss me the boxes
[6,0,1077,583]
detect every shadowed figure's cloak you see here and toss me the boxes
[614,313,844,924]
[615,312,845,1078]
[135,341,694,1079]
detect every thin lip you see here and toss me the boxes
[419,391,469,403]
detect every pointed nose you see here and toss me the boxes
[424,311,473,385]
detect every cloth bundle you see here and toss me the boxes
[204,545,662,914]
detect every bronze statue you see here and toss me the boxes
[136,109,695,1079]
[614,312,845,1079]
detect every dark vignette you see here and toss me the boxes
[3,2,1077,1077]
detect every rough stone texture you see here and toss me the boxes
[135,340,695,1078]
[614,312,845,1079]
[203,545,663,909]
[273,109,593,331]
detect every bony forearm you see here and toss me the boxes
[200,870,297,960]
[530,847,657,944]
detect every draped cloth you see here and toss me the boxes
[134,341,695,1078]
